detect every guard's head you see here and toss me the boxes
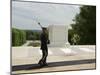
[42,27,47,33]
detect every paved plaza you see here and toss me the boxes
[12,45,96,74]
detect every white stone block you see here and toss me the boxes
[48,25,70,47]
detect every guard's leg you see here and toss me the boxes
[38,50,45,66]
[42,49,48,65]
[44,50,48,64]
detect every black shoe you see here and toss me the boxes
[39,63,48,67]
[43,63,48,66]
[38,59,43,64]
[39,64,44,68]
[39,63,46,68]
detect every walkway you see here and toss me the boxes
[12,45,96,74]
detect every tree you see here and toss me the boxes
[12,28,26,46]
[68,29,75,45]
[25,30,41,40]
[71,6,96,45]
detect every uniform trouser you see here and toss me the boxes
[40,49,48,64]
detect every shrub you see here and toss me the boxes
[12,28,26,46]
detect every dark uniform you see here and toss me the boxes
[38,28,49,66]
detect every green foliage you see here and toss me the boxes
[12,28,26,46]
[25,30,41,40]
[68,29,75,45]
[71,6,96,45]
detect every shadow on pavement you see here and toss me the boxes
[12,59,96,71]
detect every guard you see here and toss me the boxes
[38,27,50,67]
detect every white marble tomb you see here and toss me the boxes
[48,25,70,47]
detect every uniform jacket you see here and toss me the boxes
[40,33,48,50]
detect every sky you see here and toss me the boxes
[12,1,80,30]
